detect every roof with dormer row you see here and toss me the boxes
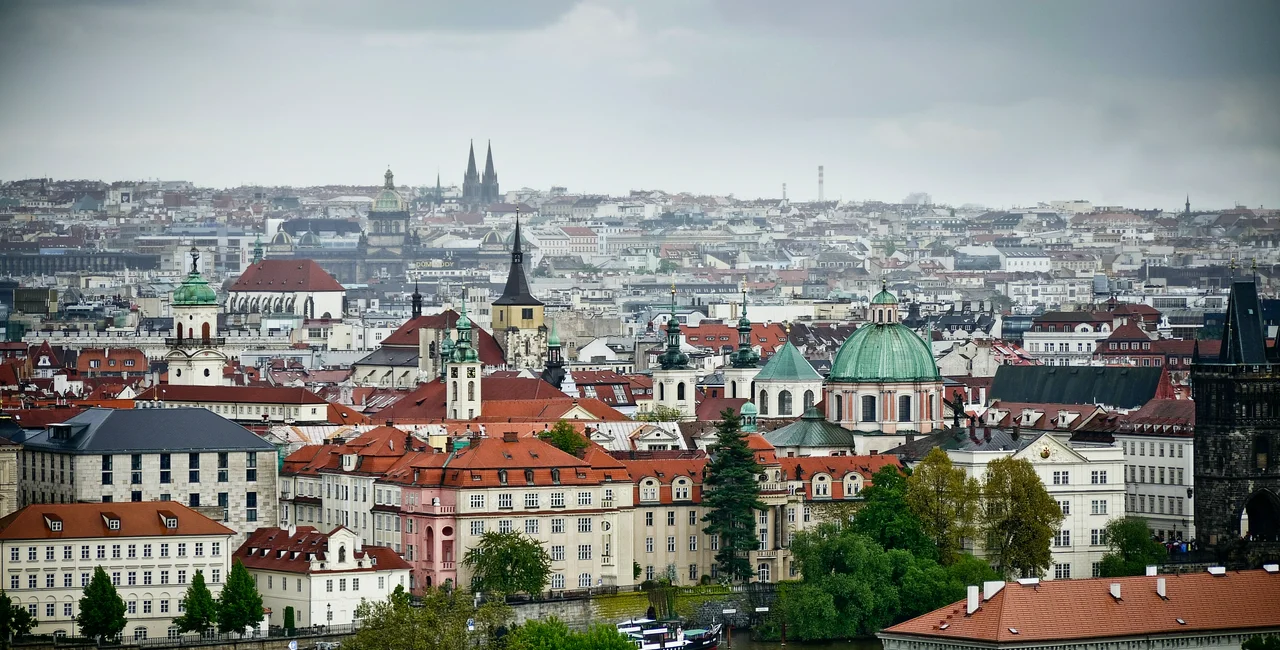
[0,502,234,540]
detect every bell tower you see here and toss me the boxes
[166,248,226,386]
[722,291,760,400]
[447,303,482,420]
[651,285,697,420]
[491,212,547,370]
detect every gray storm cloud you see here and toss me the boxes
[0,0,1276,210]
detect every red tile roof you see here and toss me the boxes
[696,397,747,422]
[0,502,234,540]
[230,259,344,292]
[682,323,788,356]
[235,526,410,574]
[75,348,148,375]
[379,310,505,366]
[883,569,1280,644]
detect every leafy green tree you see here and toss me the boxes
[1244,636,1280,650]
[283,606,296,635]
[0,589,34,648]
[784,524,901,639]
[980,457,1063,578]
[346,586,510,650]
[77,567,127,646]
[701,408,765,582]
[506,618,634,650]
[1098,517,1167,577]
[537,420,589,457]
[656,259,678,274]
[461,530,553,596]
[216,560,264,635]
[907,447,981,565]
[850,465,936,560]
[174,569,218,635]
[636,405,686,422]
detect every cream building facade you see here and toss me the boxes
[0,502,234,640]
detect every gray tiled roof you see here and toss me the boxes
[21,408,276,454]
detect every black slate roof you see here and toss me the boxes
[988,365,1163,410]
[20,407,276,454]
[492,220,542,307]
[1219,280,1269,364]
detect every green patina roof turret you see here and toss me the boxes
[830,285,938,383]
[658,285,690,370]
[753,330,821,382]
[451,302,478,363]
[172,248,218,306]
[730,291,760,369]
[764,405,857,448]
[548,319,561,348]
[871,278,898,305]
[371,168,406,212]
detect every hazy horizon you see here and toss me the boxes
[2,0,1278,212]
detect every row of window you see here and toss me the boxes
[1057,499,1109,516]
[9,542,222,563]
[1128,465,1186,485]
[830,393,938,424]
[1125,440,1187,459]
[547,573,597,589]
[10,567,220,590]
[644,510,700,527]
[101,452,257,485]
[1128,494,1187,516]
[28,599,178,624]
[643,535,714,553]
[469,516,608,537]
[1050,470,1109,485]
[469,490,609,510]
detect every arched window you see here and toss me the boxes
[201,322,210,341]
[550,468,561,484]
[757,563,771,583]
[759,391,769,415]
[834,394,843,421]
[467,381,475,401]
[498,470,508,485]
[451,382,458,401]
[338,546,346,563]
[730,380,738,399]
[658,383,665,401]
[803,390,815,410]
[677,382,686,401]
[778,390,792,416]
[861,395,877,422]
[898,395,912,423]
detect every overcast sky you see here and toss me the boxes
[1,0,1278,210]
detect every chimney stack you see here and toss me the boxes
[983,427,991,442]
[385,419,394,428]
[1109,583,1122,600]
[966,585,980,615]
[1012,423,1020,440]
[1145,566,1157,577]
[1157,577,1167,599]
[983,580,1004,601]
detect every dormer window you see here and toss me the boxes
[165,518,177,529]
[46,517,63,532]
[107,519,120,531]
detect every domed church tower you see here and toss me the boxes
[824,282,942,434]
[166,248,227,386]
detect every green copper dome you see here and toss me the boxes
[828,322,938,383]
[371,168,406,212]
[172,272,218,306]
[172,248,217,306]
[870,288,898,305]
[740,401,758,416]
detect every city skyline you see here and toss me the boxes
[1,0,1278,212]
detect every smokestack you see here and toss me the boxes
[966,586,980,615]
[818,165,824,203]
[1157,578,1167,599]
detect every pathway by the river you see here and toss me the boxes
[724,629,883,650]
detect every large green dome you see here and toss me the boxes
[172,272,217,306]
[828,323,938,383]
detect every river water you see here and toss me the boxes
[725,629,883,650]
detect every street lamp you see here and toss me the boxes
[326,603,332,625]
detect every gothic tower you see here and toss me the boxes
[481,141,500,204]
[1192,278,1280,549]
[491,215,547,370]
[462,141,482,208]
[722,292,760,400]
[166,248,227,386]
[652,286,697,420]
[541,319,566,390]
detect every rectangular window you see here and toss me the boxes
[45,546,53,561]
[645,537,654,553]
[101,455,112,485]
[1091,470,1106,484]
[160,543,169,558]
[645,512,653,526]
[96,545,105,559]
[131,453,142,484]
[211,542,220,557]
[1091,529,1107,546]
[1058,500,1070,515]
[1054,530,1071,547]
[551,518,564,534]
[498,519,512,533]
[470,521,485,536]
[689,535,698,551]
[81,573,90,587]
[524,493,538,508]
[470,494,485,509]
[246,492,258,522]
[189,453,200,483]
[667,511,675,526]
[127,544,136,559]
[143,544,152,558]
[498,493,513,509]
[143,571,152,585]
[1091,500,1108,515]
[550,492,565,508]
[160,571,169,585]
[577,517,592,533]
[577,491,592,506]
[577,544,592,561]
[127,571,136,586]
[551,545,565,561]
[245,451,257,482]
[194,543,203,557]
[160,453,171,484]
[524,519,539,535]
[689,510,698,526]
[667,536,676,552]
[1054,563,1071,580]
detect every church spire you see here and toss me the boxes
[493,207,540,307]
[1185,194,1191,215]
[483,141,496,180]
[658,284,689,370]
[732,290,759,369]
[466,141,478,179]
[411,281,422,319]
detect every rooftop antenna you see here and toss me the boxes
[818,165,825,203]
